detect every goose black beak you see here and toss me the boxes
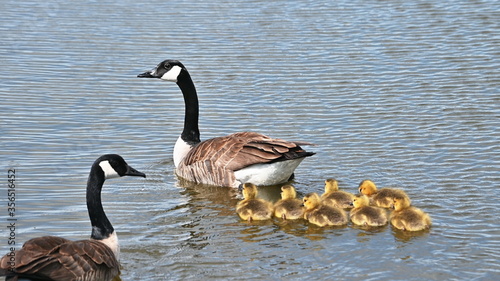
[125,165,146,178]
[137,70,156,78]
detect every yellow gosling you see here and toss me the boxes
[390,195,431,231]
[349,195,388,227]
[236,183,274,221]
[321,178,356,209]
[303,192,348,227]
[274,185,305,220]
[358,179,409,208]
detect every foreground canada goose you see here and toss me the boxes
[358,179,409,208]
[349,195,388,227]
[302,193,348,227]
[321,178,355,209]
[236,183,274,221]
[274,185,305,220]
[0,154,146,281]
[138,60,315,188]
[390,195,431,231]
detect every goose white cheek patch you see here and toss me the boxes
[99,160,120,179]
[161,65,182,82]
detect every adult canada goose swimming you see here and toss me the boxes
[0,154,146,281]
[138,60,315,188]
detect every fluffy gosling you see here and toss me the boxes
[321,178,356,209]
[303,192,348,227]
[236,183,274,221]
[390,195,431,231]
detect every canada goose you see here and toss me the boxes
[358,179,409,208]
[138,60,315,188]
[390,195,431,231]
[321,178,355,209]
[302,193,348,227]
[236,183,274,221]
[274,185,305,220]
[349,195,388,227]
[0,154,146,281]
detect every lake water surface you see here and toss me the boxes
[1,0,499,280]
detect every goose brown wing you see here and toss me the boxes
[181,132,314,172]
[1,236,119,281]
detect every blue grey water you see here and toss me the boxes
[0,0,499,280]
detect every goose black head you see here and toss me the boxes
[96,154,146,180]
[138,59,187,82]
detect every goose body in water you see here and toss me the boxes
[138,60,314,188]
[0,154,146,281]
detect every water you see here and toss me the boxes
[1,0,499,280]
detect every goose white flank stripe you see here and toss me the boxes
[138,59,315,187]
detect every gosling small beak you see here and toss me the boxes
[238,183,244,192]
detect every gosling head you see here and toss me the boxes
[138,59,188,83]
[324,178,339,193]
[358,179,378,195]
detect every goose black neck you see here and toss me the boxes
[87,166,114,240]
[177,70,201,144]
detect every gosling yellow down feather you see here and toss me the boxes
[349,195,388,227]
[321,178,355,209]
